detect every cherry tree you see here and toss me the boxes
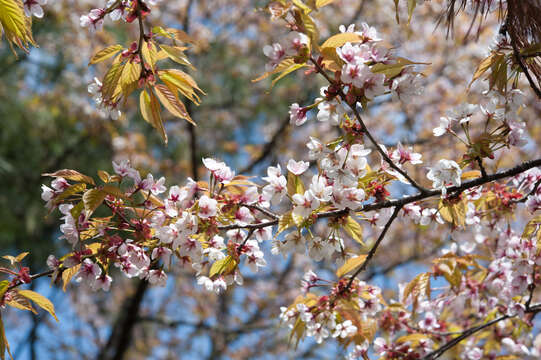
[1,0,541,359]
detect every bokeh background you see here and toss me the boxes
[1,0,540,359]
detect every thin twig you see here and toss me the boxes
[345,205,402,291]
[422,300,541,359]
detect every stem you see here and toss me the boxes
[344,205,402,291]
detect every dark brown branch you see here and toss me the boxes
[240,114,290,174]
[219,158,541,232]
[421,314,509,360]
[507,16,541,99]
[475,156,487,178]
[422,298,541,359]
[97,279,149,360]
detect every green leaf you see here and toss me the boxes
[252,58,296,83]
[70,201,84,222]
[299,12,318,49]
[0,0,35,54]
[158,69,205,105]
[53,183,87,204]
[275,212,295,238]
[82,188,107,218]
[0,281,9,298]
[287,172,305,197]
[18,290,58,322]
[89,44,124,65]
[159,44,194,69]
[271,63,307,89]
[343,216,364,245]
[101,61,125,102]
[468,53,498,90]
[371,57,429,78]
[62,264,81,292]
[209,256,237,278]
[336,255,367,278]
[0,313,13,360]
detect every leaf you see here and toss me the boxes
[407,0,416,24]
[101,61,125,102]
[252,58,295,83]
[158,69,204,105]
[320,32,363,49]
[0,0,35,54]
[292,0,312,14]
[101,185,126,199]
[98,170,111,183]
[343,216,364,245]
[439,198,467,227]
[520,42,541,56]
[42,169,95,185]
[315,0,334,8]
[320,47,344,72]
[0,313,13,360]
[299,12,318,49]
[461,170,481,180]
[468,53,498,90]
[141,40,158,72]
[403,272,431,312]
[140,89,168,144]
[393,0,400,23]
[6,291,35,313]
[152,27,197,44]
[154,84,195,125]
[287,172,305,197]
[209,256,237,277]
[396,333,430,345]
[18,290,58,322]
[371,57,429,78]
[89,44,124,65]
[62,264,81,292]
[276,212,295,238]
[271,63,307,88]
[148,89,168,144]
[119,61,141,96]
[160,44,194,69]
[2,252,28,265]
[0,281,9,298]
[82,188,107,217]
[70,201,84,222]
[336,255,367,277]
[53,183,87,204]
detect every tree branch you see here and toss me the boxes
[218,158,541,232]
[345,205,402,291]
